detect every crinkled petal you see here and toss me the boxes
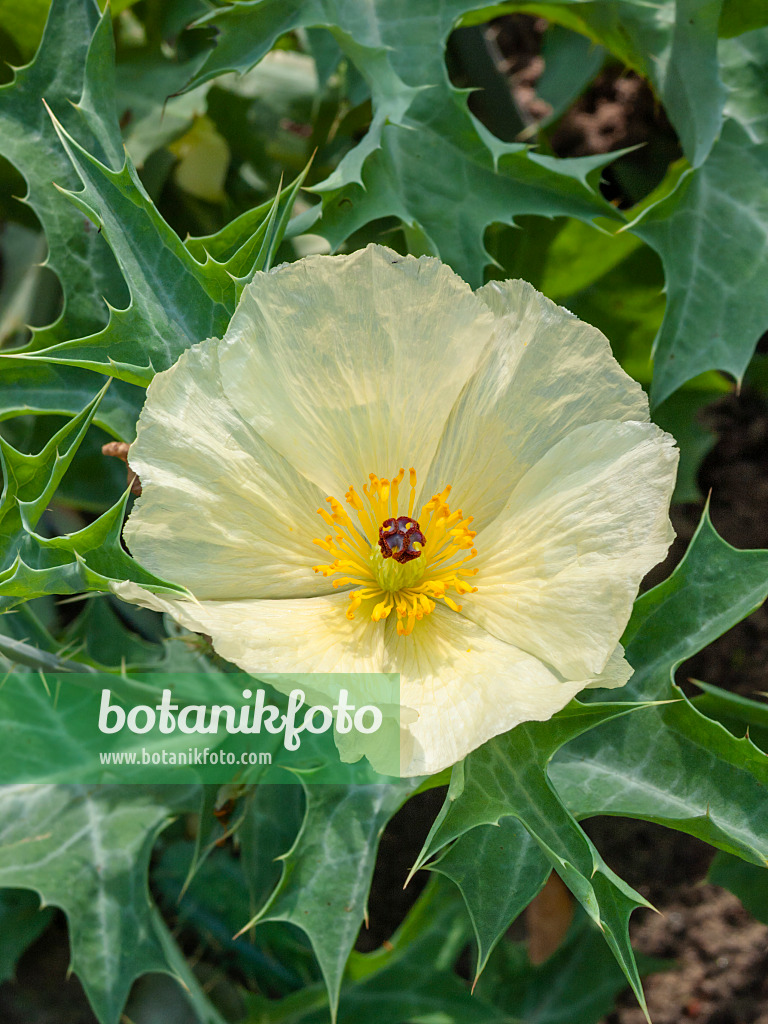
[218,244,496,497]
[383,606,593,776]
[422,279,650,529]
[465,419,678,679]
[111,582,385,673]
[111,584,612,777]
[124,340,332,600]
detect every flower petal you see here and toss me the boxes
[124,340,332,600]
[111,583,385,673]
[383,606,591,776]
[422,279,650,529]
[218,244,496,497]
[111,583,633,777]
[583,643,633,690]
[465,419,678,679]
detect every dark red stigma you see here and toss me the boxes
[378,516,426,564]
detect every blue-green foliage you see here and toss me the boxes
[0,2,767,1022]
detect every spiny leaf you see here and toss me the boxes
[6,114,310,384]
[621,508,768,702]
[239,170,308,284]
[630,120,768,405]
[690,681,768,751]
[239,784,306,912]
[244,781,419,1021]
[413,701,659,1016]
[0,359,145,441]
[550,509,768,867]
[248,878,503,1024]
[552,698,768,867]
[7,107,233,385]
[184,168,308,278]
[0,0,127,343]
[0,491,191,611]
[0,393,190,611]
[474,910,671,1024]
[429,816,550,980]
[0,784,198,1024]
[506,0,725,168]
[189,0,623,286]
[0,383,106,541]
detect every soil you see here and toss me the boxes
[613,883,768,1024]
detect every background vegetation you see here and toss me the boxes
[0,1,767,1021]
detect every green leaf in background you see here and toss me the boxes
[0,359,144,441]
[0,0,127,344]
[248,878,505,1024]
[0,785,199,1024]
[3,0,307,386]
[653,388,720,503]
[186,167,312,294]
[549,509,768,866]
[10,107,233,385]
[0,223,57,344]
[0,393,191,610]
[622,508,768,702]
[0,0,50,62]
[0,889,55,984]
[413,701,659,1015]
[534,25,606,129]
[0,0,145,453]
[0,491,191,609]
[189,0,623,286]
[690,680,768,752]
[720,27,768,142]
[0,383,105,541]
[60,594,165,669]
[615,25,768,405]
[155,841,316,996]
[246,781,419,1020]
[719,0,768,37]
[475,910,670,1024]
[630,120,768,406]
[0,218,143,438]
[496,0,724,168]
[429,815,550,980]
[708,850,768,924]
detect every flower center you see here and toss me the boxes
[312,468,478,636]
[378,515,426,564]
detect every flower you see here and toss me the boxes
[114,244,678,776]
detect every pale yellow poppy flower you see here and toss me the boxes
[114,243,678,776]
